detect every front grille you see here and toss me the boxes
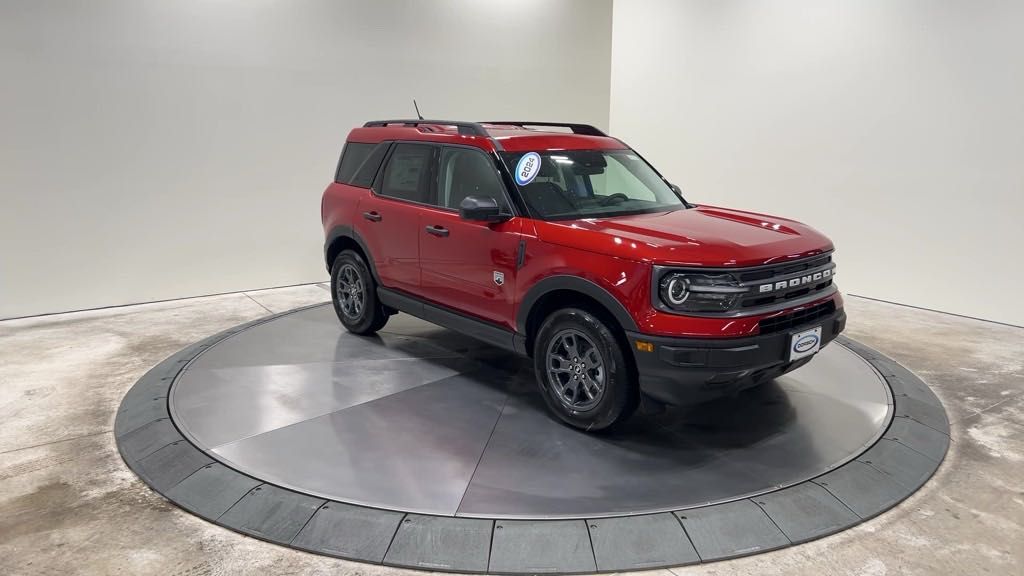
[739,279,834,308]
[759,301,836,335]
[737,254,834,309]
[651,252,837,317]
[736,254,832,283]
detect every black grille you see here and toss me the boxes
[736,254,832,283]
[737,254,834,309]
[740,278,833,308]
[759,301,836,335]
[651,253,836,316]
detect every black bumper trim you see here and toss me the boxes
[626,308,847,405]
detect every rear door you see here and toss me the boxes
[357,142,436,294]
[418,145,522,329]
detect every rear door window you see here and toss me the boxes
[378,143,435,203]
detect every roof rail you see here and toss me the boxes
[483,121,607,137]
[362,119,489,137]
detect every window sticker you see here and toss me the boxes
[514,152,541,186]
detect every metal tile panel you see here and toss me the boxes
[136,441,213,492]
[292,502,404,563]
[119,377,170,410]
[676,499,789,561]
[118,418,182,461]
[114,397,168,437]
[887,373,942,407]
[858,438,940,491]
[165,463,261,519]
[489,520,596,574]
[588,513,698,571]
[219,484,325,544]
[833,336,878,361]
[813,460,906,519]
[384,515,493,573]
[884,417,950,462]
[754,482,858,543]
[895,396,950,434]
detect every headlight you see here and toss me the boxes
[663,275,690,305]
[658,273,745,313]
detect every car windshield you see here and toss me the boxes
[501,149,686,220]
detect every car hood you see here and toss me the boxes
[534,205,833,267]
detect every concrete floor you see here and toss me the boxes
[0,286,1021,575]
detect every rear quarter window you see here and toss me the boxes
[335,142,390,188]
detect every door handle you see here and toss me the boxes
[363,211,382,222]
[425,225,449,237]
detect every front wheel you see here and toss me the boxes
[330,250,388,335]
[533,308,637,431]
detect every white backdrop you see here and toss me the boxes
[0,0,612,319]
[4,1,1021,327]
[610,0,1024,326]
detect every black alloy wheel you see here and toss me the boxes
[330,250,388,335]
[533,307,637,431]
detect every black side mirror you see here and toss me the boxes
[459,196,510,223]
[668,182,695,207]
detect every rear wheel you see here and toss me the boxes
[533,308,637,431]
[331,250,388,334]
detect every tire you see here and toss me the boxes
[533,307,637,431]
[330,250,388,335]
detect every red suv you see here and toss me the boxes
[322,120,845,430]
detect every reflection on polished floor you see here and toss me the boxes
[170,304,892,519]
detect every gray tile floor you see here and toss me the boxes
[1,284,1021,575]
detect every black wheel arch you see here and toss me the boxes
[325,226,379,283]
[517,275,639,357]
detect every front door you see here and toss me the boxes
[418,146,522,329]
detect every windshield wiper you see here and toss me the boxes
[598,193,630,206]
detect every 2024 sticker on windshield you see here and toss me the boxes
[515,152,541,186]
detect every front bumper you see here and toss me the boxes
[626,307,846,406]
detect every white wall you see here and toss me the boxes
[611,0,1024,326]
[0,0,612,319]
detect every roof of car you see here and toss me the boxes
[346,120,628,152]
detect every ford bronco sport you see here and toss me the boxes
[322,119,845,430]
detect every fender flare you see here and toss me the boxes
[516,275,639,335]
[324,226,379,283]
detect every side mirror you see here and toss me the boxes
[668,182,695,207]
[459,195,510,223]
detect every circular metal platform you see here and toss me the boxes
[116,303,949,573]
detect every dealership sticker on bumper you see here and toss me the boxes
[789,326,822,361]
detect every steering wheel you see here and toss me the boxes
[541,182,577,207]
[599,193,630,206]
